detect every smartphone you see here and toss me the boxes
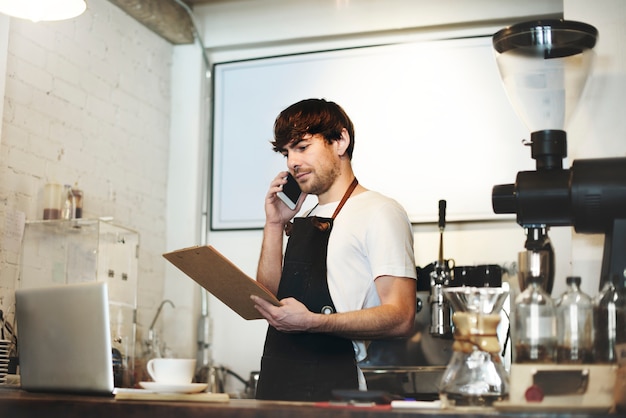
[276,173,302,210]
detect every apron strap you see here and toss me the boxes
[309,177,358,232]
[331,177,359,219]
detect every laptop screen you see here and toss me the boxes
[15,281,114,395]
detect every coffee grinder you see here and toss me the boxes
[490,19,623,408]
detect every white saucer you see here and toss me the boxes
[139,381,208,394]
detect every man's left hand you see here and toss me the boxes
[251,295,315,333]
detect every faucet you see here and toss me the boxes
[146,299,175,353]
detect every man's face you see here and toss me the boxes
[280,134,340,196]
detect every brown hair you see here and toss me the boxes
[272,98,355,159]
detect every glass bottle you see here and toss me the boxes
[61,184,75,219]
[555,276,594,363]
[593,274,626,364]
[71,184,83,218]
[513,274,557,363]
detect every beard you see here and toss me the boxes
[300,161,341,196]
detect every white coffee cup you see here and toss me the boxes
[147,358,196,384]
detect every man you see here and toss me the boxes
[251,98,417,401]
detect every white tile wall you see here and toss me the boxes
[0,0,173,349]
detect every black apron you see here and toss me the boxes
[255,179,359,402]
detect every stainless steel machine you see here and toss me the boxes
[360,201,507,401]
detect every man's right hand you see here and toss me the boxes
[265,171,306,225]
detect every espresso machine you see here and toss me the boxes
[490,19,624,409]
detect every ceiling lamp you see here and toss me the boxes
[0,0,86,22]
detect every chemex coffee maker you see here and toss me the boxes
[430,199,512,408]
[490,19,625,409]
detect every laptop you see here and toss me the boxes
[15,281,114,395]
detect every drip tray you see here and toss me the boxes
[361,366,445,401]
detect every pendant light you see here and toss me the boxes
[0,0,87,22]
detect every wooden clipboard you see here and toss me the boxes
[163,245,280,320]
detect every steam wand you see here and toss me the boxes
[438,200,446,265]
[429,199,453,338]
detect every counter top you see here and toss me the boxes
[0,387,620,418]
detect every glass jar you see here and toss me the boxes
[513,275,557,363]
[43,182,63,220]
[555,276,594,363]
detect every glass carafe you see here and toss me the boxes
[555,276,594,363]
[513,275,557,363]
[439,287,509,407]
[594,274,626,364]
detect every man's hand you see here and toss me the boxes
[265,171,307,226]
[251,295,316,333]
[252,275,417,340]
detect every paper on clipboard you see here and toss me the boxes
[163,245,280,320]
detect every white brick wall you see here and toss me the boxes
[0,0,172,347]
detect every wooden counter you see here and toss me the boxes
[0,387,620,418]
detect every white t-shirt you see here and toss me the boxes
[307,190,417,362]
